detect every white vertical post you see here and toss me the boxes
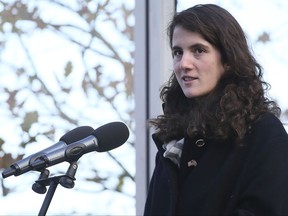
[134,0,149,214]
[134,0,175,215]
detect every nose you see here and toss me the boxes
[179,52,193,71]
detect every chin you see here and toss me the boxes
[184,91,199,98]
[185,94,198,99]
[184,92,207,99]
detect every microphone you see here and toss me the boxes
[30,121,129,170]
[2,126,94,178]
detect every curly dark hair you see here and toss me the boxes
[149,4,280,144]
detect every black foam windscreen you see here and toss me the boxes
[60,126,94,144]
[92,122,129,152]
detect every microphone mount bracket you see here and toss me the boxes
[33,161,79,216]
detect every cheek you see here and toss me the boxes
[210,72,222,86]
[211,62,225,82]
[173,64,181,79]
[173,60,179,71]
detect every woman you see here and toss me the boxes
[144,4,288,216]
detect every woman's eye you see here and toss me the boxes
[195,47,206,54]
[173,50,182,57]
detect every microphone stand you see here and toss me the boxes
[33,161,78,216]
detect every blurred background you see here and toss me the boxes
[0,0,287,215]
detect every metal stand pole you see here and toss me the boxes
[38,177,60,216]
[33,162,78,216]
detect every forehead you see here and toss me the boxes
[172,26,211,47]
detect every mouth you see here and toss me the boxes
[182,76,197,81]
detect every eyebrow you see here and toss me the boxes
[172,43,210,50]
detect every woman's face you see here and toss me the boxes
[172,26,225,98]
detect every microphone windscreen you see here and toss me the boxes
[93,122,129,152]
[60,126,94,144]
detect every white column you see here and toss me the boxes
[134,0,175,214]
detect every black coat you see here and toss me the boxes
[144,113,288,216]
